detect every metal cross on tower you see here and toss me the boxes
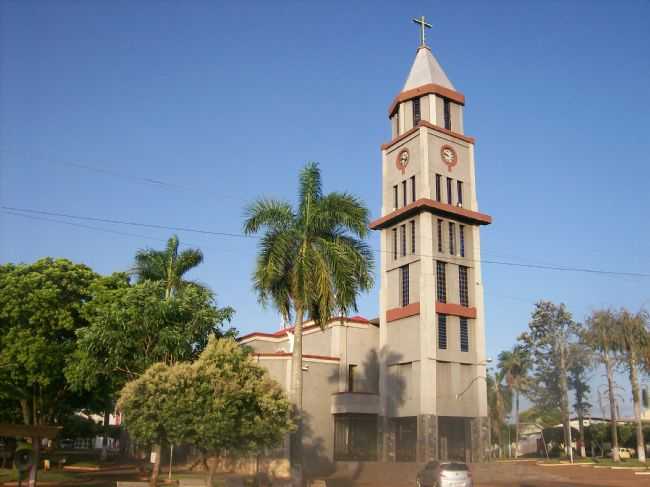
[412,15,432,47]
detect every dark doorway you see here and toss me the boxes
[393,416,417,462]
[438,416,471,462]
[333,414,378,461]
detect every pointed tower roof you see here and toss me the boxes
[403,46,455,91]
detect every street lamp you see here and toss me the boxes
[455,358,493,400]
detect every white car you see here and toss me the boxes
[607,447,634,459]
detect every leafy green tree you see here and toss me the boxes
[118,338,293,487]
[69,278,234,482]
[133,234,205,299]
[582,309,621,461]
[243,162,374,482]
[520,301,580,461]
[0,258,99,425]
[498,345,531,458]
[519,405,563,430]
[615,308,649,462]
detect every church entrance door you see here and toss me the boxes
[393,417,417,462]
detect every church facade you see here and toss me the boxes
[240,31,492,472]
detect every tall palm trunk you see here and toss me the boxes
[514,390,519,458]
[558,343,572,462]
[290,308,304,487]
[628,352,646,462]
[578,412,586,457]
[101,408,110,461]
[604,352,620,462]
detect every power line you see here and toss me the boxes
[1,206,254,240]
[3,205,650,279]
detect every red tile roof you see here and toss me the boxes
[238,315,373,342]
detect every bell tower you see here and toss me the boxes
[369,18,492,463]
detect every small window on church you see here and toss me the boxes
[402,180,407,207]
[392,228,397,260]
[348,364,357,392]
[457,181,463,207]
[438,314,448,350]
[460,318,469,352]
[436,261,446,303]
[435,174,442,202]
[437,219,443,253]
[412,98,421,126]
[443,98,451,130]
[393,185,398,210]
[459,225,465,257]
[410,220,416,254]
[410,176,416,203]
[449,222,456,255]
[400,224,406,257]
[459,265,469,306]
[446,177,453,205]
[400,265,410,307]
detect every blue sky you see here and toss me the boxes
[1,1,649,414]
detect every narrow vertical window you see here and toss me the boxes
[402,180,407,207]
[400,224,406,257]
[393,185,398,210]
[459,265,469,306]
[396,111,400,136]
[392,228,397,260]
[437,219,443,253]
[400,265,410,307]
[410,220,416,254]
[457,181,463,207]
[449,222,456,255]
[410,175,416,203]
[460,318,469,352]
[446,177,453,205]
[443,98,451,130]
[436,261,446,303]
[459,225,465,257]
[438,314,448,350]
[435,174,442,202]
[412,97,421,126]
[348,364,357,392]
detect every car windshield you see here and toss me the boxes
[441,462,469,471]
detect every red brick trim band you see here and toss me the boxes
[388,83,466,116]
[369,198,492,230]
[254,352,340,362]
[435,302,477,319]
[381,121,475,150]
[386,302,421,322]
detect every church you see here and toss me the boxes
[240,18,492,473]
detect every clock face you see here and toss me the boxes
[440,145,458,171]
[396,149,409,174]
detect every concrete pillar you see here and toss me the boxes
[417,414,438,462]
[470,416,490,462]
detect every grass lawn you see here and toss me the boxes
[0,468,81,482]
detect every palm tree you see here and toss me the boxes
[582,309,621,462]
[616,308,649,463]
[132,234,204,299]
[487,370,512,458]
[498,345,530,458]
[131,234,205,486]
[243,162,374,483]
